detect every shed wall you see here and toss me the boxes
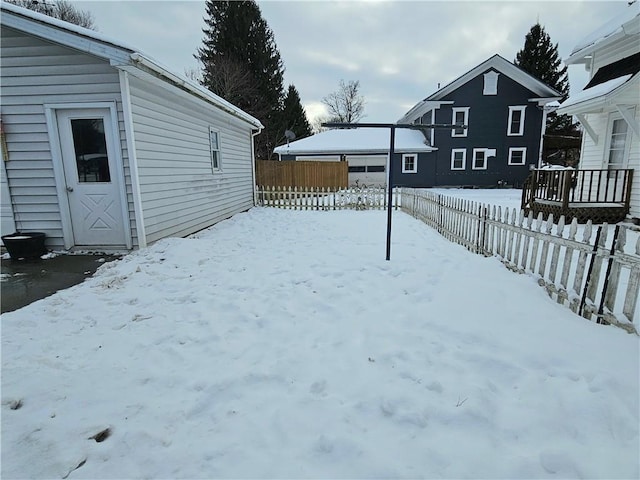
[127,75,256,244]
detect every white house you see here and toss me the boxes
[0,2,263,251]
[557,2,640,221]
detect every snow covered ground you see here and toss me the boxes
[2,208,638,479]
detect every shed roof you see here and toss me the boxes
[273,128,435,156]
[0,1,263,129]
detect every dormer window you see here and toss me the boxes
[483,71,499,95]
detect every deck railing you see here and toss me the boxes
[523,169,633,209]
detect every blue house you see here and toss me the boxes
[397,54,562,188]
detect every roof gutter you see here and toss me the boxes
[129,52,264,129]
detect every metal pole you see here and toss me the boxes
[386,126,395,261]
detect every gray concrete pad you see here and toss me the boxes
[1,253,120,314]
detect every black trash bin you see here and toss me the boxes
[1,232,47,260]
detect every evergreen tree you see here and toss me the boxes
[196,0,285,159]
[515,23,578,135]
[7,0,95,29]
[280,85,312,142]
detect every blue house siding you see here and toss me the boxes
[432,70,543,188]
[392,152,436,187]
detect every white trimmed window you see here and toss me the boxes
[209,127,221,172]
[451,149,466,170]
[483,71,499,95]
[606,116,631,169]
[507,106,526,136]
[508,147,527,165]
[402,154,418,173]
[451,107,469,137]
[472,148,488,170]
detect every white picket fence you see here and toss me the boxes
[256,185,400,211]
[256,185,639,332]
[401,188,639,333]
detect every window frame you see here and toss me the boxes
[605,114,631,170]
[472,148,488,170]
[508,147,527,166]
[402,154,418,173]
[507,106,526,136]
[209,127,222,172]
[451,107,469,137]
[451,149,466,170]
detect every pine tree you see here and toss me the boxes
[196,0,285,159]
[280,85,311,142]
[515,23,578,135]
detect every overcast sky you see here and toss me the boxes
[73,0,630,125]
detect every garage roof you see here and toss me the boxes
[274,127,435,156]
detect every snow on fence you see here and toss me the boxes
[256,185,401,211]
[401,188,639,333]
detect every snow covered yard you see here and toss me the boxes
[2,208,638,479]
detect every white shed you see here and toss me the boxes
[0,3,263,251]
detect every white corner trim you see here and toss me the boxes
[119,70,147,249]
[576,114,599,144]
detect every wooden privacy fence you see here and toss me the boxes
[401,188,639,333]
[256,185,401,210]
[256,160,348,188]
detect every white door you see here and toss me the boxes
[56,109,127,247]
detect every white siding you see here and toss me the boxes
[127,76,255,244]
[578,108,640,218]
[0,27,138,249]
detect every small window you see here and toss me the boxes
[507,106,526,136]
[209,127,221,172]
[367,165,385,173]
[402,154,417,173]
[451,107,469,137]
[508,147,527,165]
[348,166,366,173]
[483,71,499,95]
[451,149,466,170]
[472,149,488,170]
[607,117,630,169]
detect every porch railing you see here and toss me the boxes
[523,169,633,210]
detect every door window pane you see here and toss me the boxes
[71,118,111,183]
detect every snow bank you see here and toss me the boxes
[2,208,638,479]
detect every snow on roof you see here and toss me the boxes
[558,74,633,111]
[567,2,640,63]
[1,1,137,52]
[273,127,434,155]
[0,1,263,129]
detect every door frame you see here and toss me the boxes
[45,102,132,250]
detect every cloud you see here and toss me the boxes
[74,0,631,123]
